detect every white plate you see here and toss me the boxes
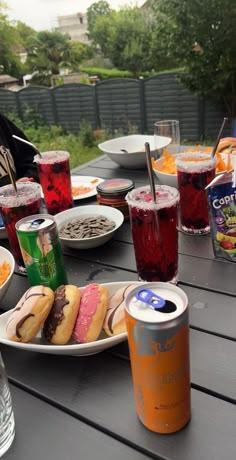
[0,281,142,356]
[71,176,104,200]
[40,176,104,201]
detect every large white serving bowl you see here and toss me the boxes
[98,134,171,169]
[153,155,178,188]
[0,247,15,302]
[55,205,124,249]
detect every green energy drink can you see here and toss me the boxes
[16,214,68,290]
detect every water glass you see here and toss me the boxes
[154,120,180,158]
[34,151,73,215]
[126,185,179,283]
[0,353,15,456]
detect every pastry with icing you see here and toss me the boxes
[43,284,81,345]
[6,285,54,343]
[103,284,138,336]
[73,283,108,343]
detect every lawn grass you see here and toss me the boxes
[22,125,102,169]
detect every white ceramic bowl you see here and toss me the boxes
[0,247,15,302]
[153,153,223,188]
[153,155,178,188]
[55,205,124,249]
[98,134,170,169]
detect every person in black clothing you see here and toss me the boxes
[0,113,39,187]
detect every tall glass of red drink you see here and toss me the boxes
[0,182,42,272]
[126,185,180,283]
[176,152,216,235]
[34,151,73,215]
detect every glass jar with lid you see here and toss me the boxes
[96,178,134,220]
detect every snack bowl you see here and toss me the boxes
[0,247,15,302]
[98,134,170,169]
[153,155,178,188]
[54,205,124,249]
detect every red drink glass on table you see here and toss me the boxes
[34,151,73,215]
[176,152,216,235]
[0,182,42,272]
[126,185,179,283]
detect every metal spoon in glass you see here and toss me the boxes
[12,135,42,158]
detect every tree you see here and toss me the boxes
[87,6,153,76]
[14,21,36,48]
[0,3,23,76]
[152,0,236,124]
[70,41,94,72]
[26,31,72,76]
[87,0,112,46]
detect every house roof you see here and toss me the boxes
[0,74,19,85]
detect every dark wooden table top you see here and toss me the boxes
[1,154,236,460]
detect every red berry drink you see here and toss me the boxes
[126,185,179,283]
[0,183,42,271]
[176,153,216,234]
[34,151,73,215]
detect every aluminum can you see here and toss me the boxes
[125,282,190,434]
[16,214,68,290]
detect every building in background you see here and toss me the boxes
[0,74,19,90]
[55,13,89,44]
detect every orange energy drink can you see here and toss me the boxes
[125,282,190,434]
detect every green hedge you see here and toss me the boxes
[80,67,134,80]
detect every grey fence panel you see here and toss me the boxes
[145,74,200,140]
[96,79,142,133]
[204,101,231,139]
[0,89,18,114]
[0,74,231,141]
[53,83,96,133]
[17,86,56,125]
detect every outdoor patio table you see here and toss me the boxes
[1,153,236,460]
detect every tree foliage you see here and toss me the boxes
[152,0,236,119]
[26,31,72,76]
[87,0,112,45]
[87,5,153,75]
[0,3,23,76]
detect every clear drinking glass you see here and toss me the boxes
[0,182,42,272]
[126,185,180,283]
[0,353,15,456]
[34,151,73,215]
[176,152,216,234]
[154,120,180,158]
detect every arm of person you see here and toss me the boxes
[0,114,39,182]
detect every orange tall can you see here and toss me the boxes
[125,282,191,434]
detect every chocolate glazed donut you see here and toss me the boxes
[43,284,81,345]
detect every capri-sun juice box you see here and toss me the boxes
[206,170,236,261]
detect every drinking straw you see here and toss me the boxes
[145,142,166,262]
[211,117,228,158]
[2,150,18,194]
[12,134,42,158]
[233,156,236,188]
[145,142,157,203]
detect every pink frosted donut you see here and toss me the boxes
[73,283,108,343]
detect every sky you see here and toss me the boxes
[6,0,145,31]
